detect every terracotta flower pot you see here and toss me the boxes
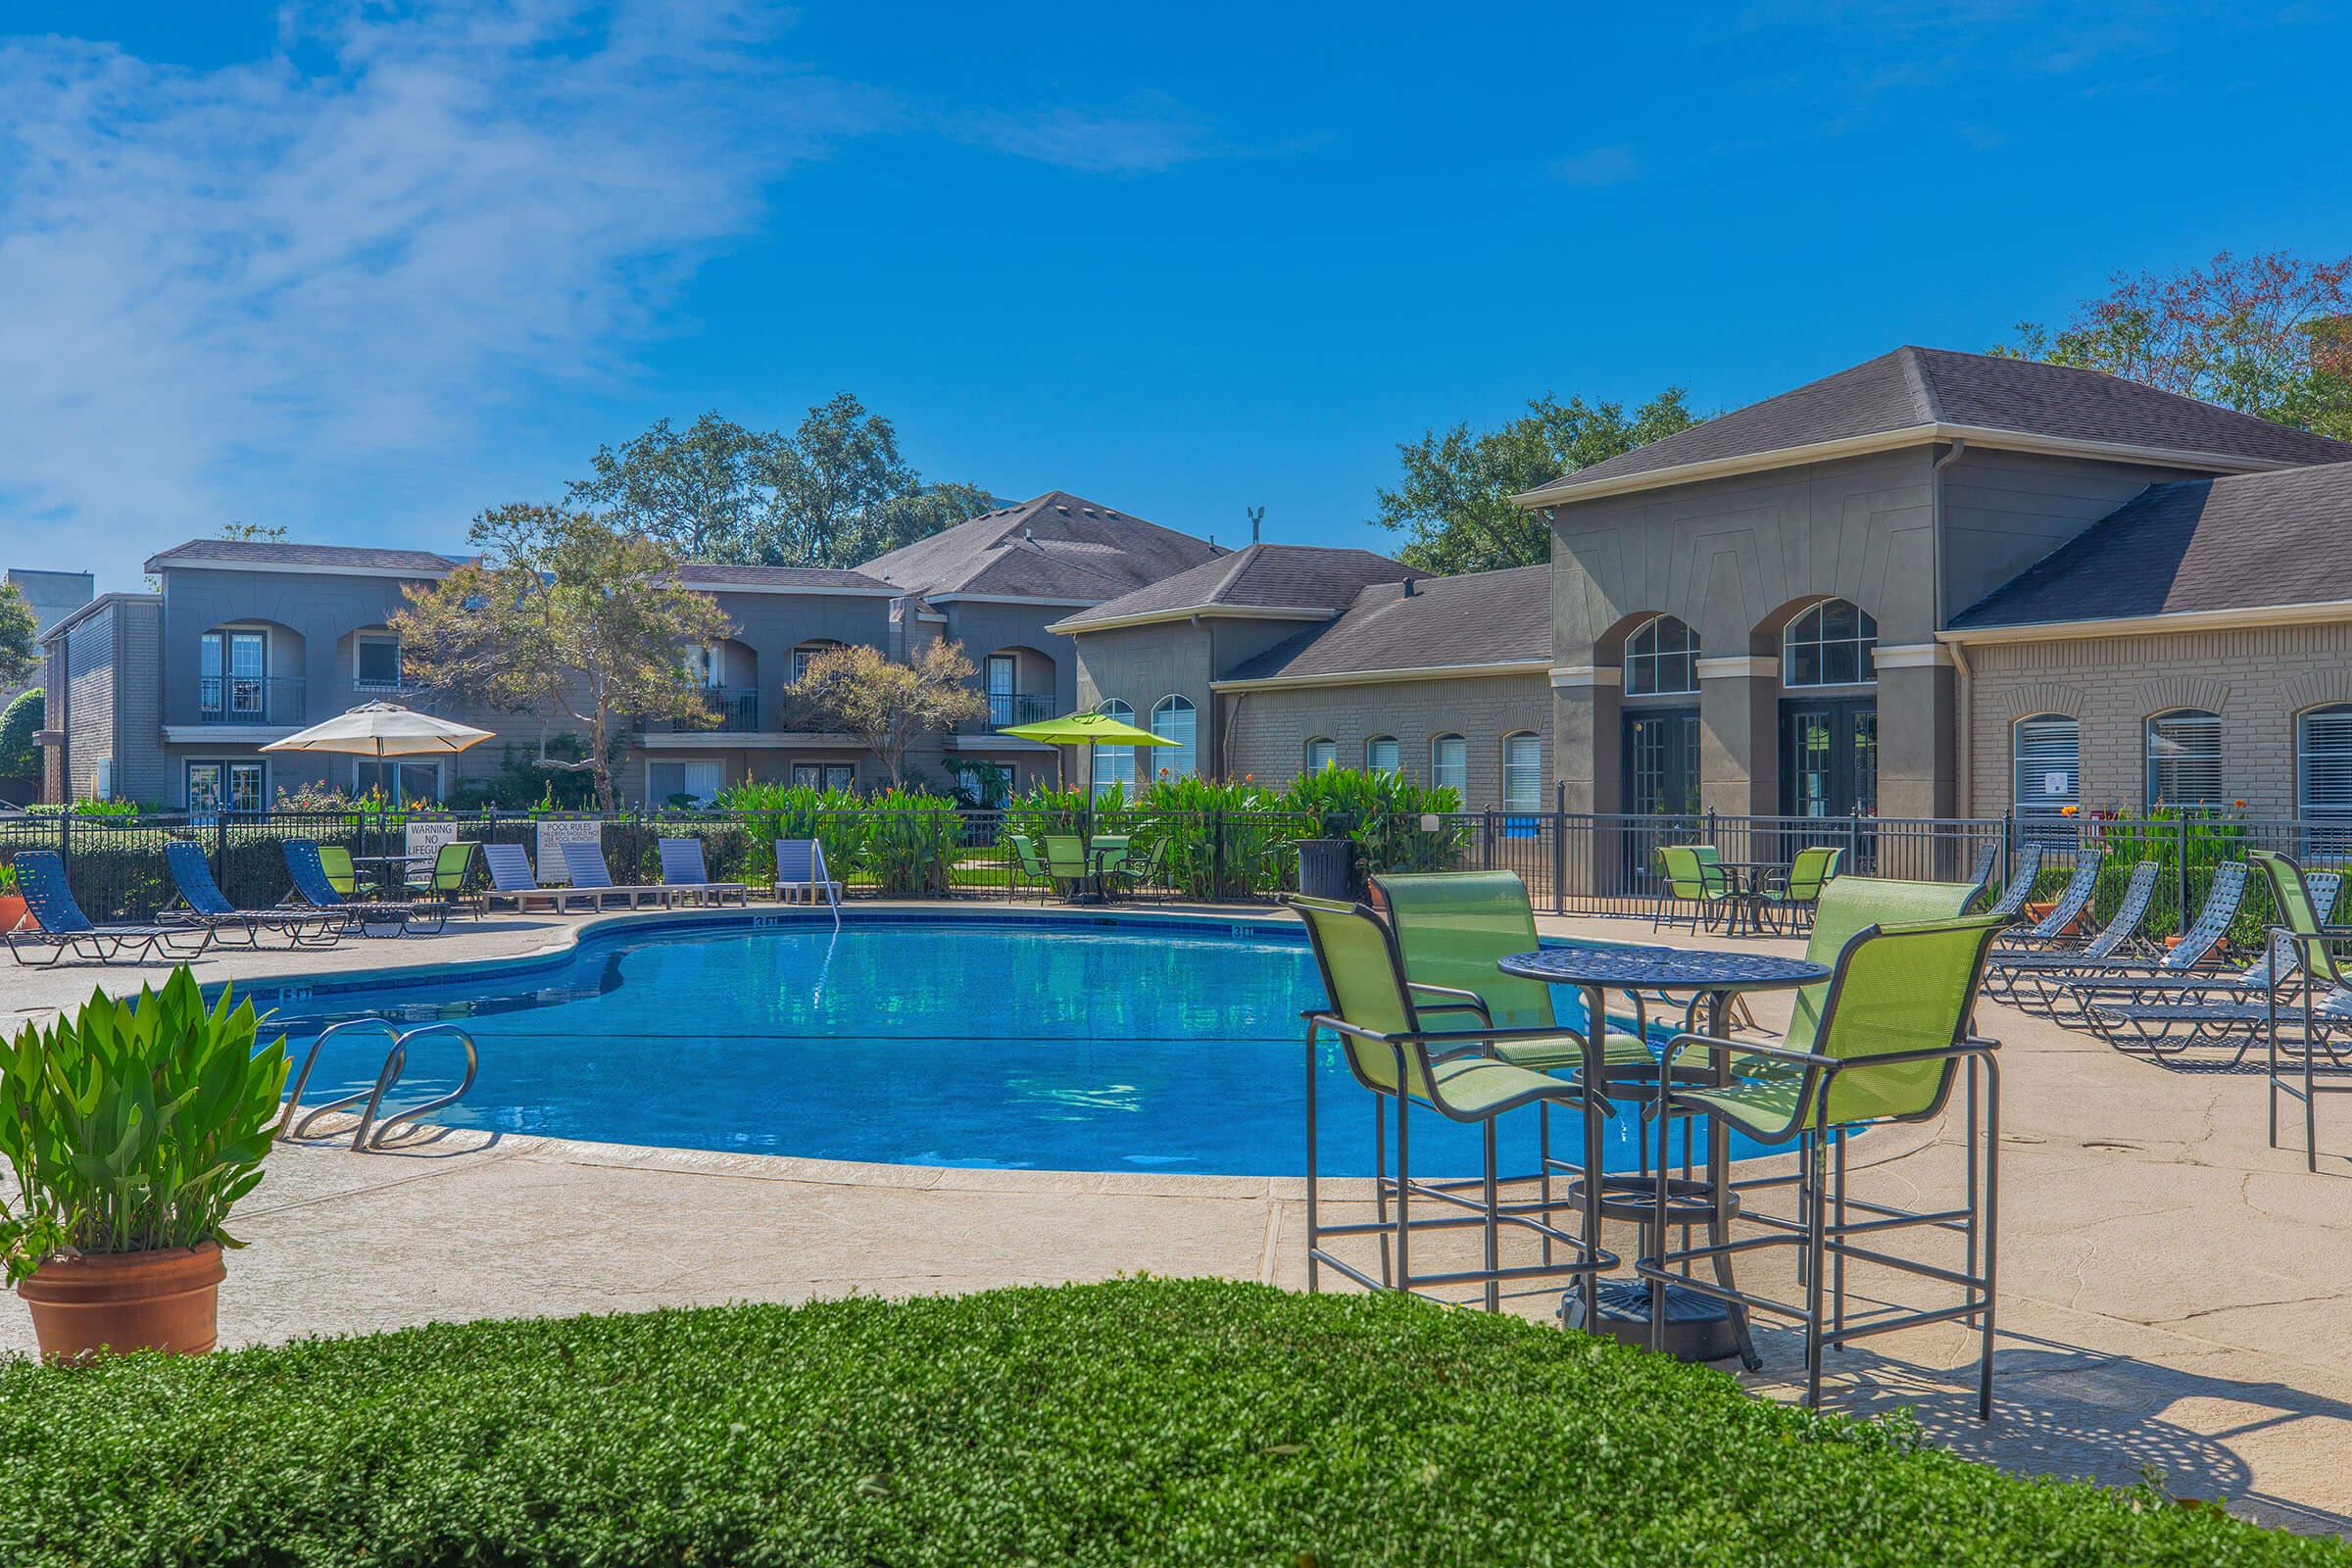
[0,892,24,934]
[2164,935,2185,952]
[17,1242,225,1360]
[2023,902,2055,922]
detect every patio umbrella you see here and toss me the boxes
[998,710,1175,791]
[261,701,493,802]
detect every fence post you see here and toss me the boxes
[1553,781,1567,915]
[215,806,229,878]
[1849,804,1862,871]
[2000,808,2012,886]
[1482,810,1495,871]
[2177,810,2190,930]
[1210,808,1224,899]
[57,804,69,878]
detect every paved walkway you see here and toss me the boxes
[4,902,2351,1534]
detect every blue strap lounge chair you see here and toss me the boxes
[559,841,670,909]
[773,839,842,910]
[162,841,341,950]
[658,837,748,906]
[1985,859,2163,1006]
[1976,844,2045,924]
[282,840,443,937]
[1994,855,2100,952]
[4,851,211,966]
[481,843,599,914]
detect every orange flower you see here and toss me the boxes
[2059,804,2080,817]
[2233,800,2247,809]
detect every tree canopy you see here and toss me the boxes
[1995,249,2352,441]
[0,583,38,687]
[0,689,41,777]
[390,504,733,812]
[784,639,988,788]
[1372,390,1696,575]
[569,397,992,569]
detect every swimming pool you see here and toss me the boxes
[252,913,1770,1177]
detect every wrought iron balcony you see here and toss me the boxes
[985,691,1055,732]
[198,675,305,725]
[698,688,761,734]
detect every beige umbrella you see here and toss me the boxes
[261,701,493,800]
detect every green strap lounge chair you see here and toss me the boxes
[1288,892,1618,1313]
[1652,845,1731,933]
[1643,909,2006,1416]
[2252,850,2352,1171]
[318,845,361,899]
[412,841,481,917]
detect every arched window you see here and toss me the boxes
[1150,695,1197,780]
[2146,710,2224,810]
[1624,613,1699,696]
[1093,699,1135,801]
[1502,732,1543,811]
[2299,707,2352,837]
[1430,734,1467,798]
[2014,714,2080,820]
[1782,599,1878,687]
[1304,737,1338,774]
[1366,736,1400,775]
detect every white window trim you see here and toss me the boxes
[1501,731,1543,811]
[1623,613,1700,697]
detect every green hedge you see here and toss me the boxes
[0,1279,2331,1567]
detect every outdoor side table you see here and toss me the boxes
[1496,945,1830,1366]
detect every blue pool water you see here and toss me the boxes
[254,914,1768,1176]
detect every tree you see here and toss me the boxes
[785,639,988,788]
[391,504,733,812]
[567,413,777,560]
[220,521,289,542]
[0,689,41,777]
[1372,389,1696,574]
[752,392,921,567]
[1994,250,2352,441]
[845,481,1000,564]
[0,582,37,686]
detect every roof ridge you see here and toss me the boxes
[1894,345,1942,424]
[1205,542,1262,603]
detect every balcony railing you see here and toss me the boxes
[698,688,760,734]
[985,691,1055,731]
[198,675,305,725]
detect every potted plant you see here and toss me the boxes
[0,968,288,1359]
[0,863,23,934]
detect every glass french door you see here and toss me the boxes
[1781,700,1877,818]
[1621,708,1700,895]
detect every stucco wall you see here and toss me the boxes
[1962,620,2352,816]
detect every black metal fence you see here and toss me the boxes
[0,803,2331,951]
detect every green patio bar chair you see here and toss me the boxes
[1102,836,1169,902]
[1652,845,1730,934]
[1289,892,1618,1313]
[1757,845,1843,935]
[1374,871,1659,1238]
[2252,850,2352,1171]
[1642,908,2006,1416]
[412,841,480,917]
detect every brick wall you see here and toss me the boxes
[1964,619,2352,816]
[1222,672,1551,808]
[64,606,116,802]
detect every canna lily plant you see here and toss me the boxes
[0,969,288,1285]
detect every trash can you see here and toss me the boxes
[1296,838,1355,901]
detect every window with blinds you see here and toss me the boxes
[2299,707,2352,828]
[1150,695,1197,780]
[2145,710,2224,809]
[1366,736,1399,775]
[1431,735,1467,797]
[2013,715,2080,818]
[1305,738,1338,773]
[1502,732,1543,810]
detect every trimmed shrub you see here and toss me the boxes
[0,1279,2331,1567]
[0,686,39,776]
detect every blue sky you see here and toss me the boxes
[2,2,2348,589]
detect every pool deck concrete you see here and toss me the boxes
[6,901,2352,1534]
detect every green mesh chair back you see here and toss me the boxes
[1290,896,1430,1099]
[2253,850,2345,990]
[424,841,473,896]
[1813,913,2006,1126]
[1791,876,1981,1053]
[1092,836,1131,875]
[1371,871,1557,1032]
[1658,845,1717,902]
[318,845,359,898]
[1007,834,1048,877]
[1786,845,1842,901]
[1041,834,1087,881]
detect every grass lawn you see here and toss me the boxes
[1,1277,2336,1567]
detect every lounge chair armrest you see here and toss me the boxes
[1406,982,1494,1026]
[1661,1031,1838,1074]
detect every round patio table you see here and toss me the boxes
[1496,946,1830,1366]
[1708,859,1788,937]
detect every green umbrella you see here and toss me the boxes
[999,710,1175,791]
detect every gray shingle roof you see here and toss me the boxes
[145,539,465,572]
[677,564,897,591]
[1523,347,2352,501]
[1055,543,1408,627]
[1220,564,1552,682]
[857,491,1224,600]
[1949,462,2352,629]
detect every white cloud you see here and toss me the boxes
[0,1,888,575]
[1549,144,1640,186]
[950,95,1214,175]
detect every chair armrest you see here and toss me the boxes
[1406,981,1493,1026]
[1660,1030,1838,1075]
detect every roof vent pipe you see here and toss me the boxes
[1401,576,1417,596]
